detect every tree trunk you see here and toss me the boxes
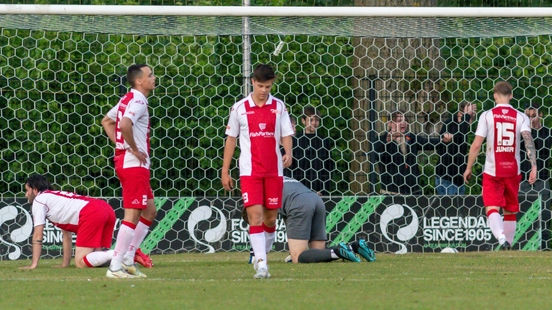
[350,0,445,194]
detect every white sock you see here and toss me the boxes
[265,231,275,254]
[123,220,150,265]
[84,250,114,267]
[503,220,516,244]
[487,212,504,242]
[330,249,339,259]
[110,222,135,271]
[250,232,267,264]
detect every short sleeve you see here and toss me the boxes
[225,105,240,137]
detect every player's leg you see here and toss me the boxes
[75,201,115,268]
[482,174,507,246]
[76,247,113,268]
[123,187,156,269]
[288,238,309,263]
[285,198,315,263]
[263,176,283,254]
[502,174,522,249]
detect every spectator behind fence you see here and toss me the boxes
[435,102,477,195]
[374,111,452,195]
[288,106,334,195]
[519,104,552,250]
[463,81,537,250]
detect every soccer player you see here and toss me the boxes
[101,64,157,278]
[247,177,375,264]
[463,81,537,250]
[221,64,294,279]
[20,174,115,269]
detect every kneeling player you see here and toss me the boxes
[21,174,120,269]
[247,177,376,264]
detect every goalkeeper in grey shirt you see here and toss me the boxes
[247,177,376,263]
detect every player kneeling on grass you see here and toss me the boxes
[20,174,153,270]
[246,177,376,264]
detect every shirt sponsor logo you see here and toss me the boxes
[249,132,275,138]
[268,197,279,205]
[495,114,516,121]
[240,111,255,116]
[496,146,514,153]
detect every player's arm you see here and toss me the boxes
[522,130,538,185]
[101,114,117,144]
[281,135,293,168]
[221,136,237,191]
[119,117,147,165]
[59,229,73,268]
[20,224,44,269]
[463,135,485,184]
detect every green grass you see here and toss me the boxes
[1,251,550,309]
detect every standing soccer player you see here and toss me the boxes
[21,174,116,269]
[463,81,537,250]
[101,64,157,278]
[221,64,294,279]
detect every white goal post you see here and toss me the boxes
[2,5,552,17]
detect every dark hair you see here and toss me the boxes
[459,101,470,111]
[252,64,276,82]
[302,106,320,120]
[127,64,149,88]
[493,81,513,96]
[390,110,405,122]
[26,174,54,192]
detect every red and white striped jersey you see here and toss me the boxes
[31,190,94,233]
[225,93,294,177]
[107,89,151,169]
[475,103,531,177]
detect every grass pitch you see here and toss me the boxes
[1,251,550,309]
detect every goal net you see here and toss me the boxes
[1,5,551,256]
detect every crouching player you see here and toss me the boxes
[247,177,376,264]
[20,174,152,270]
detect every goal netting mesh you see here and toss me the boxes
[1,5,551,255]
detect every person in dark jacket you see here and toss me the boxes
[374,111,452,195]
[435,102,477,195]
[288,106,334,195]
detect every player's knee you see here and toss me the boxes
[75,259,88,268]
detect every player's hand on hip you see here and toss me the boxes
[130,149,148,166]
[282,154,292,168]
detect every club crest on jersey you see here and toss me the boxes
[270,109,281,114]
[259,123,266,131]
[502,109,509,114]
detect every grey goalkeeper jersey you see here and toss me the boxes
[280,176,317,216]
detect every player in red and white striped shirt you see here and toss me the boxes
[222,64,294,279]
[464,81,537,250]
[102,64,157,278]
[20,174,116,269]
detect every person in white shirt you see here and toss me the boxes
[464,81,537,250]
[101,64,157,278]
[20,174,116,269]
